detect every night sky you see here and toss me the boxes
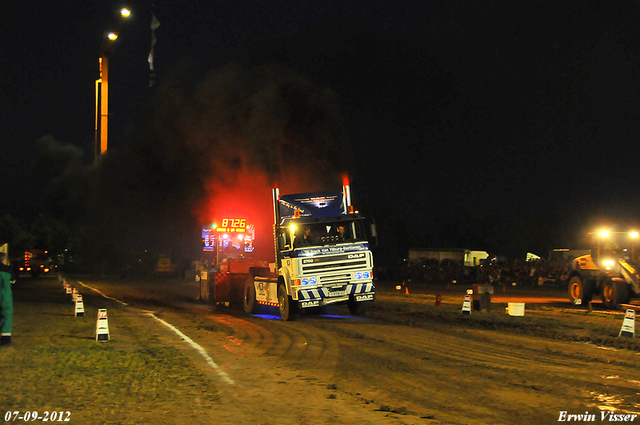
[3,1,640,263]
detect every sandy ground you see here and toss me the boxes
[74,277,640,424]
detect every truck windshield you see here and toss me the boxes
[293,219,367,248]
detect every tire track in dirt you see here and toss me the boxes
[277,318,342,374]
[402,324,640,402]
[185,312,431,425]
[315,321,514,423]
[78,279,439,423]
[204,313,342,380]
[314,319,640,423]
[82,278,640,423]
[331,317,638,388]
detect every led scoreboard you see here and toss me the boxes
[216,218,246,233]
[202,219,254,252]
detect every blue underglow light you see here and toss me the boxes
[252,313,282,320]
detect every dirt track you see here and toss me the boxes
[79,278,640,424]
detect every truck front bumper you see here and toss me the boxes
[296,282,375,308]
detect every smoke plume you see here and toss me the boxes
[87,63,353,267]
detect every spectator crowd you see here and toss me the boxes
[403,257,572,288]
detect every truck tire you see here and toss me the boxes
[601,279,628,310]
[348,297,368,315]
[243,275,257,314]
[278,283,298,321]
[568,275,591,305]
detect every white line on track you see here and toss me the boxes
[77,281,128,306]
[145,313,235,385]
[76,280,235,385]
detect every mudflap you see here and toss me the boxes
[213,273,229,305]
[353,293,375,303]
[214,273,250,307]
[229,274,249,306]
[298,299,323,309]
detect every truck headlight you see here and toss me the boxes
[603,260,615,267]
[301,277,317,286]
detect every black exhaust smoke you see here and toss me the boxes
[35,63,354,269]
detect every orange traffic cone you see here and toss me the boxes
[405,287,409,295]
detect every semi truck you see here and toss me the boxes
[242,182,375,320]
[567,230,640,310]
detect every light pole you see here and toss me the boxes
[95,7,132,162]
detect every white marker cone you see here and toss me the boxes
[75,295,85,317]
[96,309,110,342]
[462,290,472,315]
[619,309,636,338]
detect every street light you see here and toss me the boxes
[95,6,133,162]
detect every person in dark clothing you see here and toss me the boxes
[295,226,314,247]
[0,252,14,346]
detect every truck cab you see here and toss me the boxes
[244,185,375,320]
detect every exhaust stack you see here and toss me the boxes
[342,175,353,213]
[272,188,281,269]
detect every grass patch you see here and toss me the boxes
[0,278,219,424]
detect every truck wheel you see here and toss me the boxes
[243,276,257,314]
[601,279,628,310]
[278,283,298,321]
[348,297,368,315]
[568,276,591,305]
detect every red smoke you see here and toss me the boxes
[194,168,273,261]
[193,157,343,262]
